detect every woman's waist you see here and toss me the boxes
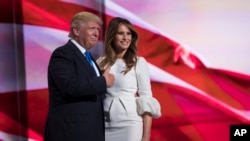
[105,93,136,99]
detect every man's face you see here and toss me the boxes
[75,21,101,49]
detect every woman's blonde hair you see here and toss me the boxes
[99,17,139,74]
[68,11,103,38]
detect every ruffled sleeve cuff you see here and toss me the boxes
[136,96,161,118]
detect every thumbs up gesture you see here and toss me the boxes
[103,66,115,88]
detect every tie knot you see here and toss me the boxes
[85,51,90,56]
[84,51,92,60]
[84,51,93,66]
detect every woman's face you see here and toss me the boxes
[113,24,132,52]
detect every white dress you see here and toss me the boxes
[97,57,161,141]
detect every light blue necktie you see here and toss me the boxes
[84,51,93,67]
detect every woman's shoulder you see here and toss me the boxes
[136,56,147,65]
[135,56,149,73]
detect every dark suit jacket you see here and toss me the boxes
[44,40,106,141]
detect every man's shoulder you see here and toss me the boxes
[53,40,73,52]
[50,40,75,58]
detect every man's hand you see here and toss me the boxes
[103,67,115,88]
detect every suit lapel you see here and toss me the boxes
[67,41,96,76]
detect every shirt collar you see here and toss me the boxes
[70,39,87,54]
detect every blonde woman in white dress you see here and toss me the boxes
[97,17,161,141]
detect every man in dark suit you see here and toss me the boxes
[44,11,114,141]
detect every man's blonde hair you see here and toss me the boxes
[68,11,103,38]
